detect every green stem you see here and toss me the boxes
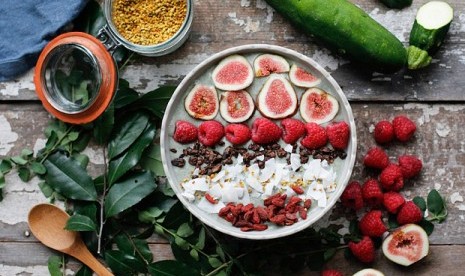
[38,125,75,164]
[119,52,135,72]
[123,231,150,265]
[97,146,109,255]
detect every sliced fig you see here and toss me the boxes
[184,84,219,120]
[382,224,429,266]
[257,75,297,119]
[353,268,385,276]
[219,90,255,123]
[253,54,290,77]
[289,64,321,88]
[300,87,339,124]
[211,55,254,91]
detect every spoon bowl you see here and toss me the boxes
[28,203,114,276]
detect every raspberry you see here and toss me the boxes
[379,164,404,191]
[198,120,224,147]
[321,269,344,276]
[173,120,198,143]
[251,118,282,145]
[301,122,328,150]
[392,116,416,142]
[383,192,405,214]
[281,118,305,144]
[397,201,423,225]
[340,181,364,211]
[348,236,375,263]
[361,179,383,208]
[374,120,394,144]
[225,124,251,145]
[398,155,423,179]
[359,210,387,237]
[363,147,389,170]
[326,121,350,150]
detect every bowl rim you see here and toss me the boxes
[160,44,357,240]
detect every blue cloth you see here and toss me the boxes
[0,0,88,81]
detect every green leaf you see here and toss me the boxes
[216,245,226,262]
[72,153,90,169]
[130,86,176,119]
[195,228,205,250]
[47,255,63,276]
[114,234,153,263]
[413,196,427,212]
[0,172,5,189]
[427,189,445,215]
[45,131,59,150]
[73,201,98,224]
[175,236,189,250]
[324,248,337,261]
[388,214,399,230]
[418,219,435,235]
[72,131,91,152]
[65,214,97,231]
[31,162,47,175]
[105,171,157,217]
[93,102,114,145]
[0,159,12,174]
[138,206,164,223]
[190,248,199,261]
[18,167,31,182]
[75,265,93,276]
[105,250,144,275]
[108,112,150,159]
[177,223,194,238]
[68,131,80,142]
[148,260,200,276]
[208,257,222,268]
[108,123,156,184]
[140,144,166,176]
[114,79,140,109]
[162,201,190,230]
[11,156,28,165]
[44,152,97,201]
[73,0,106,36]
[21,149,34,159]
[38,182,54,198]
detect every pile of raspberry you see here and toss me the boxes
[339,115,423,264]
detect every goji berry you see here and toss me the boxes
[291,185,305,195]
[205,193,218,204]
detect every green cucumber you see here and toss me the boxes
[264,0,407,72]
[409,1,454,55]
[380,0,412,9]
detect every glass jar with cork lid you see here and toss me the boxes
[34,0,193,124]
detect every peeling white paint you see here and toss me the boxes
[458,204,465,211]
[368,8,415,41]
[82,147,105,165]
[33,138,47,156]
[228,12,260,33]
[0,69,35,96]
[121,53,210,92]
[255,0,274,23]
[0,115,19,155]
[368,124,375,133]
[435,123,451,138]
[0,265,72,276]
[436,168,446,176]
[451,192,464,204]
[403,104,440,125]
[256,0,267,9]
[310,49,349,72]
[240,0,250,7]
[435,183,442,190]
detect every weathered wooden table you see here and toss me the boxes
[1,0,464,275]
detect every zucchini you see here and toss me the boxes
[380,0,412,9]
[264,0,407,72]
[409,1,454,55]
[407,46,432,70]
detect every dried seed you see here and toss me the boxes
[171,158,185,167]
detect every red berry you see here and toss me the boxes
[198,120,225,147]
[348,236,375,263]
[251,118,282,145]
[363,147,389,170]
[281,118,305,144]
[359,210,387,237]
[398,155,423,179]
[379,164,404,191]
[225,124,251,145]
[361,179,384,208]
[383,192,405,214]
[397,201,423,225]
[326,121,350,150]
[173,120,198,143]
[321,269,344,276]
[392,116,416,142]
[301,122,328,150]
[340,181,364,211]
[374,120,394,144]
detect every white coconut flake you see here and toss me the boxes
[212,170,226,182]
[284,144,294,153]
[256,154,265,161]
[260,158,276,182]
[184,177,209,192]
[247,175,264,192]
[290,153,301,171]
[209,184,223,198]
[182,191,195,202]
[221,183,239,203]
[197,197,226,214]
[303,159,322,181]
[306,180,325,201]
[318,195,328,208]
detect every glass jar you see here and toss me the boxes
[34,0,193,124]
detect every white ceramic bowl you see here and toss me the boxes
[160,44,357,239]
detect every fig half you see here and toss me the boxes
[253,54,290,77]
[219,90,255,123]
[382,224,429,266]
[212,55,254,91]
[257,75,297,119]
[353,268,385,276]
[184,84,219,120]
[289,64,321,88]
[300,87,339,124]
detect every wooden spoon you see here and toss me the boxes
[28,203,114,276]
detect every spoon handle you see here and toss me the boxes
[69,241,114,276]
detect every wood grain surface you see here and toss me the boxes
[1,0,465,275]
